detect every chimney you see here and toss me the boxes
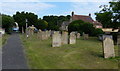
[72,11,74,16]
[89,13,91,17]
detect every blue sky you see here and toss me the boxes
[1,0,111,20]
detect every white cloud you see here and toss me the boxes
[1,2,55,16]
[1,0,111,2]
[0,3,2,13]
[71,2,109,20]
[69,0,111,2]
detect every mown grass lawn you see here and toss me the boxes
[20,34,119,69]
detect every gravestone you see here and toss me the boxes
[83,34,89,40]
[102,35,113,40]
[37,30,42,39]
[30,25,35,35]
[103,37,115,58]
[52,32,61,47]
[41,31,46,40]
[69,32,76,44]
[117,35,120,45]
[48,30,51,37]
[62,31,68,44]
[45,31,48,39]
[51,31,55,37]
[77,33,80,39]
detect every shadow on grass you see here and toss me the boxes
[90,51,104,58]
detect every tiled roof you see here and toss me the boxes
[72,15,102,26]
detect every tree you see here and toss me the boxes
[95,12,113,28]
[13,11,38,32]
[109,0,120,28]
[35,19,48,30]
[95,0,120,28]
[2,14,14,33]
[43,15,71,30]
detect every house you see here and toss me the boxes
[59,21,70,31]
[60,12,103,31]
[70,12,103,28]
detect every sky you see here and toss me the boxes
[0,0,111,20]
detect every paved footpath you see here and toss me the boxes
[2,33,29,69]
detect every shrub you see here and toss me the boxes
[68,20,84,33]
[68,20,104,36]
[82,23,95,36]
[94,28,104,36]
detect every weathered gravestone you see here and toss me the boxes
[117,35,120,45]
[69,32,76,44]
[29,25,35,35]
[48,30,51,37]
[26,25,35,37]
[103,37,115,58]
[51,31,55,37]
[37,30,42,39]
[77,33,80,39]
[102,35,113,41]
[83,34,89,40]
[62,31,68,44]
[45,31,49,39]
[52,32,61,47]
[40,31,46,40]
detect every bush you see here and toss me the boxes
[35,19,48,30]
[68,20,85,33]
[68,20,104,36]
[93,28,104,36]
[82,23,95,36]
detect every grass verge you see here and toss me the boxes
[0,34,9,47]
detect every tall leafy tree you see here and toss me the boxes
[43,15,71,30]
[109,0,120,28]
[35,18,48,30]
[2,14,14,33]
[13,11,38,32]
[95,0,120,28]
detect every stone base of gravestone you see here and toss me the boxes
[52,32,61,47]
[103,37,115,58]
[83,34,89,40]
[69,32,76,44]
[77,33,80,39]
[62,31,68,44]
